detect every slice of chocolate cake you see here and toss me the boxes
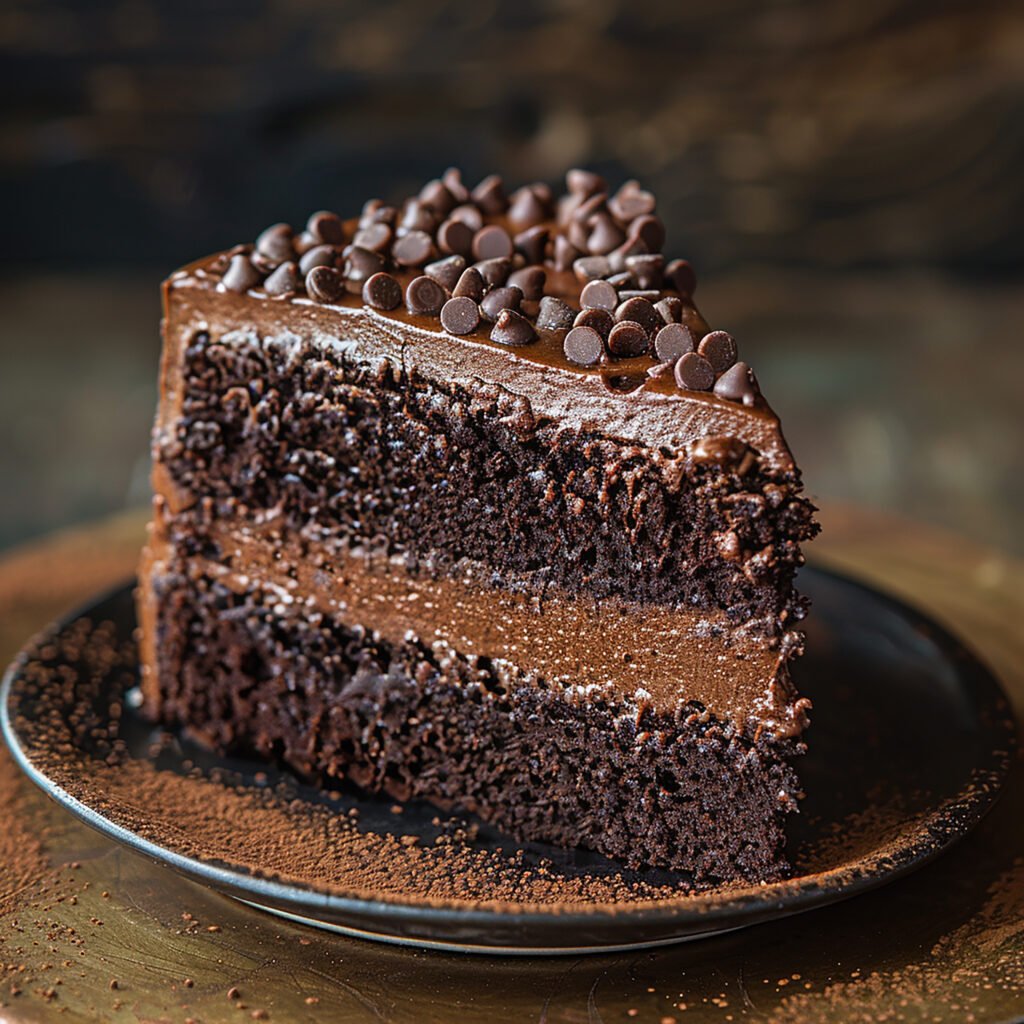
[138,169,817,884]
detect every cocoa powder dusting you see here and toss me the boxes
[0,745,92,1011]
[12,615,693,908]
[6,612,1017,914]
[768,862,1024,1022]
[5,613,944,914]
[2,607,1022,1022]
[0,748,49,918]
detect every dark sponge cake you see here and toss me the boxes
[138,169,817,884]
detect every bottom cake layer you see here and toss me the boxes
[140,560,805,884]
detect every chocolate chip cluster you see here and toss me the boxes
[215,168,758,406]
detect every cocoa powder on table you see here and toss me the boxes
[2,608,1024,1022]
[5,612,990,912]
[0,748,49,917]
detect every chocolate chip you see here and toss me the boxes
[419,179,456,216]
[573,255,610,283]
[480,285,523,321]
[514,225,549,265]
[472,225,513,261]
[674,352,715,391]
[449,204,483,232]
[557,192,582,227]
[666,258,697,296]
[530,181,554,206]
[581,279,618,311]
[299,244,338,275]
[405,275,446,316]
[352,222,392,253]
[607,320,649,357]
[554,236,580,272]
[221,254,262,292]
[471,174,508,215]
[263,260,299,296]
[452,267,485,302]
[489,308,536,346]
[508,187,549,230]
[211,243,247,272]
[393,230,436,268]
[440,167,468,202]
[293,231,317,256]
[344,246,384,285]
[587,213,626,256]
[440,296,481,335]
[567,218,590,252]
[655,296,683,325]
[399,200,438,234]
[563,326,604,366]
[360,198,384,225]
[255,223,294,262]
[536,296,576,331]
[653,322,696,362]
[364,204,397,228]
[574,307,614,339]
[362,271,402,311]
[679,304,711,338]
[250,249,281,274]
[425,254,466,292]
[606,271,633,288]
[713,361,758,405]
[507,266,546,301]
[474,257,511,288]
[305,265,345,303]
[608,237,648,273]
[609,181,656,223]
[628,214,665,253]
[572,191,609,226]
[359,199,395,228]
[698,330,738,373]
[566,168,607,197]
[618,289,662,302]
[307,211,345,245]
[615,296,660,336]
[437,218,474,257]
[625,253,664,290]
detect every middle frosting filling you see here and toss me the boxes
[150,514,804,738]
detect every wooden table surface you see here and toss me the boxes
[0,506,1022,1023]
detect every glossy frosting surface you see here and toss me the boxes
[166,262,797,473]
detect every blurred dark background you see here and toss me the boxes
[2,0,1022,553]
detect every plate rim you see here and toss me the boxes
[1,566,1017,953]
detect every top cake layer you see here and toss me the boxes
[195,167,794,473]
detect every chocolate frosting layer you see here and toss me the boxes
[215,172,773,418]
[164,266,797,473]
[143,507,808,739]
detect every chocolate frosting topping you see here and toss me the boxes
[162,276,796,473]
[200,169,781,429]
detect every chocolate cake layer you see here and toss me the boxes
[141,550,803,882]
[155,285,815,626]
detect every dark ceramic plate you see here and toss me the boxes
[1,568,1015,955]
